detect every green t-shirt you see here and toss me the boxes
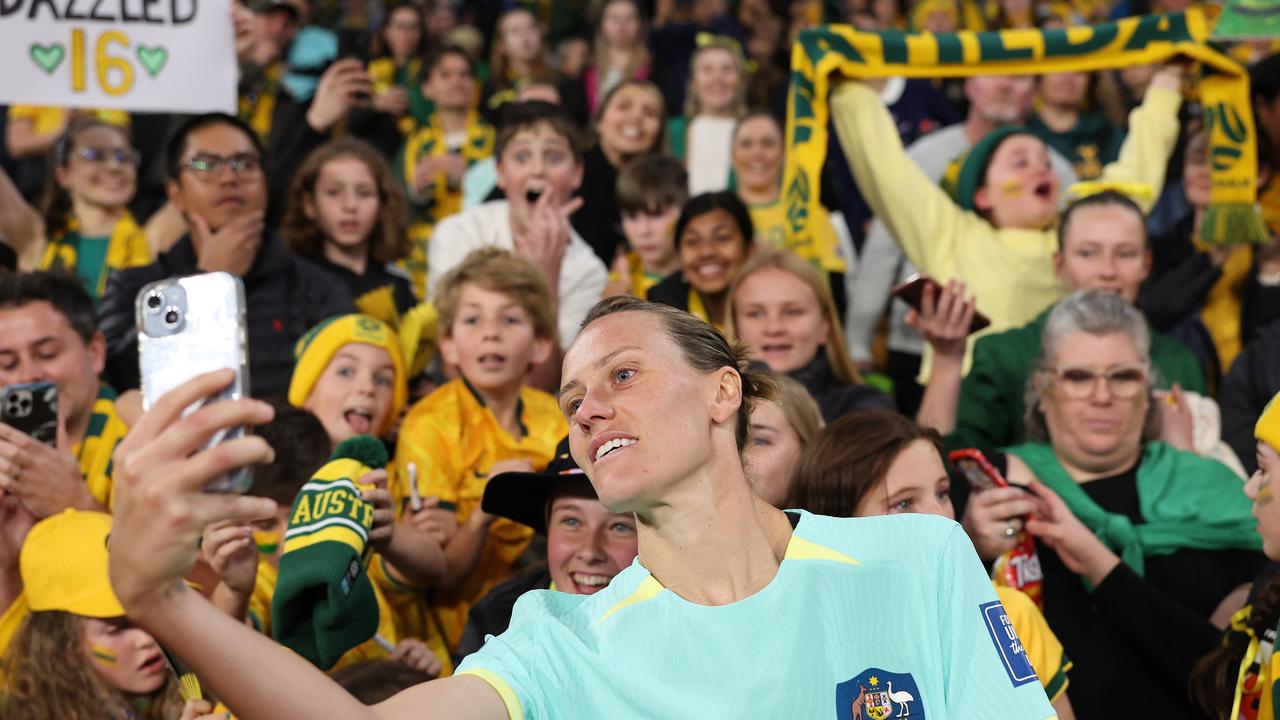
[73,235,109,301]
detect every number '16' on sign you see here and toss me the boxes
[30,28,170,97]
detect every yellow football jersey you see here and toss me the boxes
[393,378,566,650]
[75,386,130,510]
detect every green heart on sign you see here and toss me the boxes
[136,46,169,77]
[29,44,65,75]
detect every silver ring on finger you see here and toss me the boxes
[1003,523,1017,539]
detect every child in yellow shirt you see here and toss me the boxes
[395,248,568,651]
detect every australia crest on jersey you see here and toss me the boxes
[836,667,925,720]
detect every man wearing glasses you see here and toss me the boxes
[98,113,353,398]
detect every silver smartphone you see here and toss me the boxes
[136,272,252,493]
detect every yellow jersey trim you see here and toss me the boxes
[595,575,664,626]
[459,667,525,720]
[783,535,862,566]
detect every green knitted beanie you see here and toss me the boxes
[946,125,1038,211]
[270,435,387,669]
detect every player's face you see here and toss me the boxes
[546,494,638,594]
[81,616,168,695]
[1246,442,1280,560]
[744,399,803,508]
[733,267,829,375]
[0,301,104,435]
[855,439,953,519]
[441,284,551,397]
[303,344,397,444]
[560,313,725,512]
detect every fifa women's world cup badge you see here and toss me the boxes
[836,668,925,719]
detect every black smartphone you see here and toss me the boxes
[1,381,58,446]
[891,273,991,333]
[337,28,372,62]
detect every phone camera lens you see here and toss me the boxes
[163,308,181,326]
[145,291,164,313]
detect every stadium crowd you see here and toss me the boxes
[0,0,1279,717]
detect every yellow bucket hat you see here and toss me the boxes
[288,314,407,436]
[21,510,124,618]
[1257,391,1280,454]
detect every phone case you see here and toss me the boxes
[948,448,1008,491]
[890,273,993,333]
[137,272,251,493]
[1,381,58,446]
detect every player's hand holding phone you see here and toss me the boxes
[108,370,278,617]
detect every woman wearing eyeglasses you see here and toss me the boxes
[0,117,151,301]
[961,290,1264,720]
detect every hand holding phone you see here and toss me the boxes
[1,381,58,447]
[892,273,990,334]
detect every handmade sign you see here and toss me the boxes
[0,0,236,113]
[783,9,1270,247]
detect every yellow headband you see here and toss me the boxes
[1067,180,1156,203]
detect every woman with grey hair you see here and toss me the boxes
[961,290,1264,720]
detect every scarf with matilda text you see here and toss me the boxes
[782,8,1268,248]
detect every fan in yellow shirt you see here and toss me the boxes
[831,64,1185,379]
[395,249,567,651]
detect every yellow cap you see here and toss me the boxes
[1257,391,1280,454]
[288,314,407,436]
[21,510,124,618]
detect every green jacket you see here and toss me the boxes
[947,306,1206,453]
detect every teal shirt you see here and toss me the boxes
[457,511,1056,719]
[73,235,109,302]
[948,306,1206,453]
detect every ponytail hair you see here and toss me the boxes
[1188,576,1280,719]
[580,295,778,453]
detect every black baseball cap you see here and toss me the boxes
[481,436,596,534]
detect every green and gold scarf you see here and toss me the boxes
[783,8,1269,246]
[40,213,151,300]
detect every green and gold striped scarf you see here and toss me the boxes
[783,8,1269,247]
[40,213,151,300]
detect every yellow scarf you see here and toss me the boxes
[783,9,1268,248]
[40,213,151,298]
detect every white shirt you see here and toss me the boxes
[427,200,608,348]
[686,116,737,195]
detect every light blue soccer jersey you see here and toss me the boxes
[457,511,1056,719]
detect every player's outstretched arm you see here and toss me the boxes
[108,370,508,720]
